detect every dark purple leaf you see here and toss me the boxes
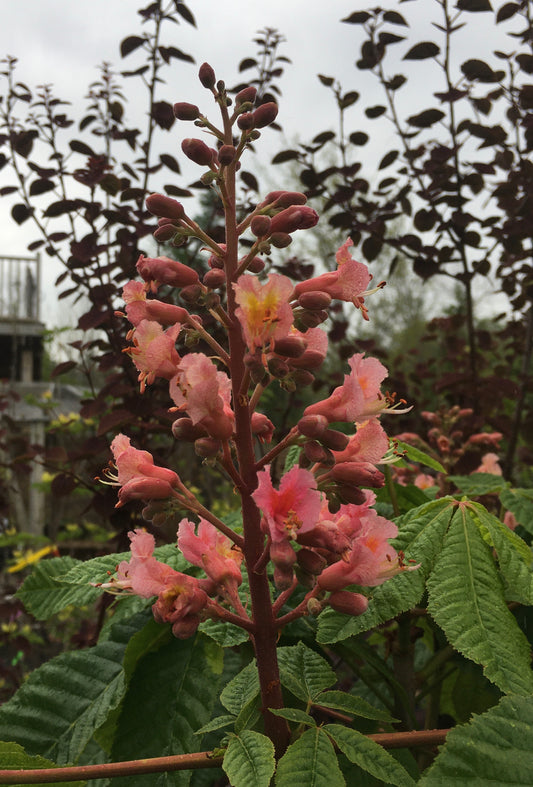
[174,1,196,26]
[318,74,335,86]
[164,184,192,197]
[365,105,387,119]
[383,10,408,25]
[11,203,32,224]
[239,58,258,72]
[342,11,372,23]
[151,101,174,130]
[403,42,440,60]
[378,150,399,169]
[51,360,77,378]
[272,149,300,164]
[496,2,519,21]
[456,0,492,10]
[120,35,145,58]
[0,186,17,196]
[407,108,445,128]
[29,179,55,196]
[241,171,258,191]
[461,59,504,82]
[349,131,369,145]
[69,140,95,156]
[44,199,82,218]
[160,153,180,173]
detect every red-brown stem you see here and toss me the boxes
[272,575,298,615]
[275,586,321,629]
[206,600,253,631]
[255,427,299,471]
[219,99,289,756]
[0,729,451,784]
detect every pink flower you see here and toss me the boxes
[304,353,389,424]
[474,452,502,475]
[233,273,294,350]
[294,239,376,318]
[127,319,181,392]
[317,510,402,591]
[252,464,322,542]
[331,419,390,465]
[100,529,209,639]
[136,254,200,290]
[169,353,234,440]
[177,518,242,588]
[109,434,180,487]
[122,281,189,327]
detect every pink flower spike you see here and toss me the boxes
[252,465,322,543]
[233,273,294,351]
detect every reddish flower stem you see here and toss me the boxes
[219,96,289,757]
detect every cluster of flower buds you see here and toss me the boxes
[101,63,415,637]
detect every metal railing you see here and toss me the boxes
[0,253,40,321]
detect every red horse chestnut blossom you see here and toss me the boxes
[233,272,294,351]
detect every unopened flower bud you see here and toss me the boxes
[247,256,265,273]
[273,336,306,358]
[304,440,334,465]
[307,598,324,616]
[218,144,236,166]
[297,548,327,575]
[298,414,329,439]
[320,429,350,452]
[173,102,200,121]
[180,284,203,304]
[297,291,332,310]
[270,232,292,249]
[182,138,215,167]
[336,485,368,505]
[250,215,272,237]
[260,191,308,209]
[153,224,177,242]
[270,206,319,235]
[330,462,385,488]
[328,591,368,616]
[202,268,226,289]
[235,86,257,107]
[296,310,328,329]
[136,255,199,288]
[267,357,290,378]
[172,417,208,442]
[251,412,275,443]
[194,436,221,458]
[252,102,279,128]
[237,112,255,131]
[199,62,216,89]
[291,370,315,387]
[146,193,185,221]
[291,350,326,371]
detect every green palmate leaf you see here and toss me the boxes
[15,545,188,622]
[0,614,142,766]
[277,642,336,702]
[420,695,533,785]
[0,741,86,786]
[95,616,173,752]
[314,690,396,723]
[15,556,100,619]
[324,724,415,787]
[199,617,249,647]
[283,444,301,473]
[427,504,533,695]
[270,707,316,726]
[195,715,236,735]
[223,730,275,787]
[110,634,222,787]
[468,502,533,604]
[220,660,260,716]
[275,727,345,786]
[500,487,533,535]
[318,498,456,643]
[395,440,446,474]
[449,472,508,495]
[234,694,262,736]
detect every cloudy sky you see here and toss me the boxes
[0,0,514,323]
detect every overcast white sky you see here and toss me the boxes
[0,0,516,324]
